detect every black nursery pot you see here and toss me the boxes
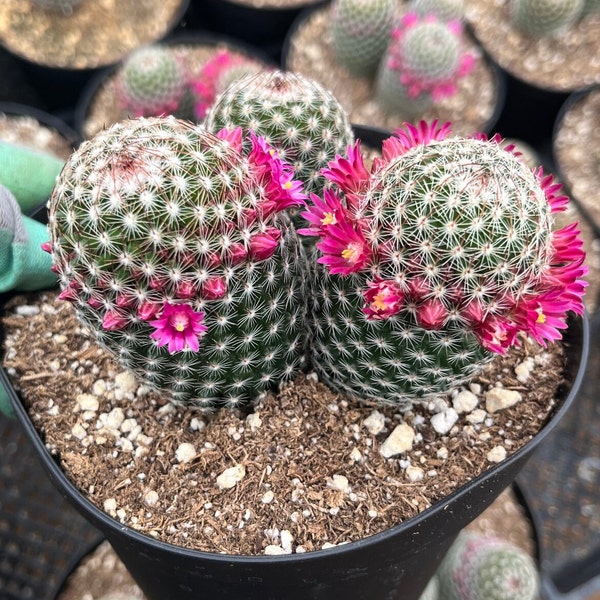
[1,312,589,600]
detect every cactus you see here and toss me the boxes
[409,0,465,21]
[330,0,398,77]
[374,12,475,119]
[510,0,585,36]
[192,49,268,120]
[436,532,539,600]
[419,575,440,600]
[204,70,354,226]
[581,0,600,15]
[115,45,194,120]
[31,0,85,13]
[299,120,587,407]
[45,116,309,409]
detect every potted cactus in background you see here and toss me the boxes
[0,114,589,600]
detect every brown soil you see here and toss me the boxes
[0,0,186,70]
[2,289,570,556]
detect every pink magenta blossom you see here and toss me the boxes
[536,167,570,213]
[363,279,404,320]
[149,303,208,354]
[415,298,449,330]
[316,219,371,275]
[102,310,128,331]
[298,189,350,238]
[201,276,227,299]
[472,315,519,354]
[215,126,244,153]
[321,140,371,195]
[382,120,452,163]
[138,301,161,321]
[249,227,281,260]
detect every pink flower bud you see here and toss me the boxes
[229,242,247,265]
[138,301,161,321]
[41,241,52,253]
[88,296,104,309]
[407,277,430,300]
[249,229,281,260]
[416,299,449,330]
[102,310,128,330]
[202,276,227,299]
[176,280,196,299]
[116,293,135,308]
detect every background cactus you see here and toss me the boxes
[330,0,398,77]
[115,45,195,121]
[46,116,309,409]
[510,0,585,36]
[30,0,85,13]
[409,0,466,21]
[436,532,539,600]
[374,13,475,119]
[204,70,355,208]
[300,121,587,406]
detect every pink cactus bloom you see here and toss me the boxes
[536,167,570,213]
[216,126,244,153]
[228,242,248,265]
[249,228,281,260]
[102,310,128,331]
[298,189,350,238]
[415,298,449,330]
[149,303,208,354]
[138,301,161,321]
[472,314,519,354]
[512,292,571,347]
[58,280,81,303]
[381,120,452,163]
[201,276,227,300]
[316,219,371,275]
[41,241,52,253]
[321,140,371,196]
[363,279,404,320]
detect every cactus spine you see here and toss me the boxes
[299,121,587,407]
[510,0,585,36]
[46,117,309,409]
[436,533,539,600]
[374,12,475,119]
[330,0,398,77]
[204,70,354,227]
[116,45,193,120]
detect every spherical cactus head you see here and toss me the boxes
[581,0,600,15]
[330,0,397,77]
[437,532,539,600]
[47,116,310,410]
[116,45,191,119]
[31,0,85,12]
[203,70,354,202]
[409,0,466,21]
[510,0,585,36]
[375,12,476,118]
[300,120,587,407]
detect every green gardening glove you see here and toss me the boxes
[0,184,57,292]
[0,141,65,214]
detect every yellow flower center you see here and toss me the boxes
[536,308,546,324]
[172,312,190,332]
[321,211,337,226]
[341,242,362,264]
[283,181,292,190]
[371,291,390,311]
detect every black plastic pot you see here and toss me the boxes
[187,0,328,62]
[1,310,588,600]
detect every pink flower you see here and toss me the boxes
[201,276,227,299]
[149,303,208,354]
[536,167,569,213]
[321,140,371,196]
[249,228,281,260]
[415,298,449,330]
[381,120,452,163]
[58,280,81,303]
[298,189,349,238]
[512,292,570,347]
[215,126,244,153]
[175,280,197,299]
[472,314,519,354]
[138,301,161,321]
[102,310,128,331]
[316,219,371,275]
[363,279,404,320]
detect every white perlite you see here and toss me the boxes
[380,423,415,457]
[175,443,197,464]
[114,370,138,395]
[216,464,246,490]
[328,474,350,493]
[363,410,386,435]
[487,445,507,463]
[264,545,287,555]
[485,387,522,413]
[452,390,478,414]
[430,408,459,434]
[406,466,425,482]
[144,490,159,507]
[515,357,535,383]
[76,393,99,412]
[246,412,262,432]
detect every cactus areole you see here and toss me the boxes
[46,117,309,409]
[300,120,587,406]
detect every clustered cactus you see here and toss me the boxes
[510,0,586,36]
[375,12,475,119]
[115,45,195,121]
[204,70,354,203]
[330,0,398,77]
[436,532,539,600]
[45,117,309,409]
[299,120,587,406]
[191,49,268,120]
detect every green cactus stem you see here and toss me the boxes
[299,120,587,407]
[46,116,309,410]
[374,12,475,119]
[510,0,585,36]
[436,532,539,600]
[330,0,398,77]
[409,0,466,21]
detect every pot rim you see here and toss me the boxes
[1,310,589,564]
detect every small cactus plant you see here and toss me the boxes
[436,532,539,600]
[204,70,354,215]
[330,0,398,77]
[45,116,309,409]
[31,0,85,13]
[115,45,194,121]
[299,120,587,406]
[374,12,476,119]
[191,49,268,120]
[510,0,585,36]
[409,0,466,21]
